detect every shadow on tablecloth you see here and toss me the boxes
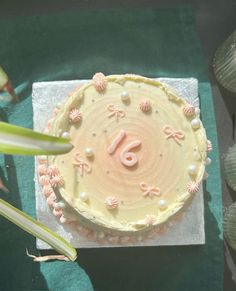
[78,184,222,291]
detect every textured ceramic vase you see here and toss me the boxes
[224,202,236,250]
[224,144,236,191]
[213,30,236,93]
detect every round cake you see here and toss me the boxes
[38,73,211,239]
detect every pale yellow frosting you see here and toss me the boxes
[48,74,207,233]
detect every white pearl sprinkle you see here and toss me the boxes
[205,157,212,165]
[188,164,197,175]
[191,118,200,129]
[195,107,200,115]
[80,191,89,202]
[84,148,94,158]
[159,199,167,210]
[137,235,143,242]
[203,171,209,180]
[60,215,67,223]
[121,91,130,101]
[54,201,66,209]
[108,236,114,243]
[77,225,83,231]
[62,131,70,139]
[97,231,105,239]
[39,155,47,161]
[56,102,62,109]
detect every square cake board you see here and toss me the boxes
[32,77,205,249]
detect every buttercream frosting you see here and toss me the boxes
[39,175,51,186]
[139,182,161,198]
[50,174,65,188]
[93,72,107,92]
[183,104,195,117]
[207,140,213,152]
[139,99,151,112]
[105,196,119,209]
[69,108,82,123]
[107,104,126,121]
[43,74,208,234]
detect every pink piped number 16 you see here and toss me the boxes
[107,129,141,167]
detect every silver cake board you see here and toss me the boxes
[32,77,205,249]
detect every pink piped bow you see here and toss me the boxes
[107,104,125,121]
[163,125,185,145]
[73,152,91,177]
[140,182,161,198]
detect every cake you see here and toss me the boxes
[37,73,212,243]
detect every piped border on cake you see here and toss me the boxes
[39,73,211,235]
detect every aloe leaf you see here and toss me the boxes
[0,122,72,155]
[0,198,77,261]
[0,66,8,89]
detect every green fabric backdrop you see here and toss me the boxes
[0,6,223,291]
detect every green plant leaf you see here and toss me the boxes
[0,66,8,89]
[0,122,72,155]
[0,198,77,261]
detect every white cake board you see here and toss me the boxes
[32,77,205,249]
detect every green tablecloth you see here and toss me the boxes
[0,6,223,291]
